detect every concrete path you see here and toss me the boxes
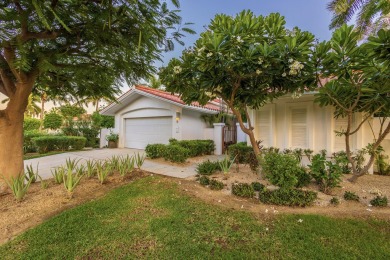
[24,148,224,180]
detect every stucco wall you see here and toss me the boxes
[250,94,385,156]
[181,109,208,140]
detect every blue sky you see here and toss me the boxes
[158,0,334,66]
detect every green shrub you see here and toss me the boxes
[344,191,360,201]
[163,145,189,163]
[232,183,255,198]
[370,196,388,207]
[332,151,351,174]
[259,188,317,207]
[196,160,221,175]
[145,144,167,159]
[295,167,312,188]
[24,117,41,131]
[228,142,253,164]
[209,179,224,190]
[260,152,307,189]
[308,154,343,194]
[169,139,214,156]
[199,175,210,186]
[251,182,265,192]
[32,136,86,153]
[24,130,48,153]
[330,197,340,205]
[43,112,63,130]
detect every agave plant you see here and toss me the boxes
[96,161,111,184]
[135,153,145,170]
[38,175,49,189]
[108,155,120,172]
[4,174,33,202]
[63,167,83,198]
[65,158,81,172]
[85,159,97,178]
[118,155,135,180]
[25,163,39,183]
[219,154,236,175]
[51,167,65,184]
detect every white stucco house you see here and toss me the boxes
[248,92,390,158]
[100,85,223,149]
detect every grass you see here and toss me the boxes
[23,150,84,160]
[1,176,389,259]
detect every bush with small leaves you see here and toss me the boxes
[232,183,255,198]
[209,179,224,190]
[163,144,190,163]
[344,191,360,201]
[199,175,210,186]
[259,188,317,207]
[196,160,221,175]
[330,197,340,205]
[24,117,41,131]
[251,182,265,192]
[370,196,388,207]
[145,144,167,159]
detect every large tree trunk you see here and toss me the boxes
[0,111,25,193]
[0,80,34,193]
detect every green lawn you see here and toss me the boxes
[1,176,389,259]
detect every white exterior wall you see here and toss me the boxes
[250,94,388,157]
[181,109,208,140]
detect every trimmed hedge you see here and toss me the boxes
[145,144,167,159]
[163,144,190,163]
[228,142,253,164]
[24,118,41,131]
[259,188,317,207]
[169,139,214,157]
[196,160,221,175]
[24,130,48,153]
[32,136,86,154]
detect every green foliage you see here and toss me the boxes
[51,167,65,184]
[59,105,86,120]
[209,179,224,190]
[38,175,49,189]
[43,112,62,130]
[3,174,33,202]
[260,152,309,189]
[228,142,253,164]
[259,188,318,207]
[145,144,167,159]
[344,191,360,201]
[375,153,390,175]
[370,196,388,207]
[25,163,39,183]
[169,139,215,157]
[23,130,48,153]
[32,136,86,153]
[308,154,343,194]
[232,183,255,198]
[63,169,83,198]
[330,197,340,205]
[163,145,190,163]
[332,151,351,174]
[314,26,390,177]
[91,112,115,129]
[24,117,41,131]
[196,160,221,175]
[105,132,119,142]
[251,182,266,192]
[198,175,210,186]
[219,154,235,174]
[135,153,146,170]
[96,162,111,185]
[118,155,135,179]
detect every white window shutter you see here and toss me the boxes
[291,108,307,148]
[256,110,271,147]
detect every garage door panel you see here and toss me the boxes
[125,117,172,149]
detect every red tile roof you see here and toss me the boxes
[135,85,222,112]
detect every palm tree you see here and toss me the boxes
[148,75,163,89]
[328,0,390,37]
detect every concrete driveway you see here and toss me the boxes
[24,148,223,180]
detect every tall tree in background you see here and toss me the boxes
[0,0,193,190]
[160,11,316,155]
[328,0,390,37]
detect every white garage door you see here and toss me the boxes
[124,117,172,149]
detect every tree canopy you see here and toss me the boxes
[314,25,390,180]
[160,11,317,154]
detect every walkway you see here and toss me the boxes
[24,148,224,180]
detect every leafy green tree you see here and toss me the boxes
[314,25,390,181]
[43,111,62,130]
[160,11,316,155]
[0,0,193,186]
[328,0,390,37]
[148,75,163,89]
[23,117,41,131]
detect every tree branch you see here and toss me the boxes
[350,105,384,135]
[0,69,16,97]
